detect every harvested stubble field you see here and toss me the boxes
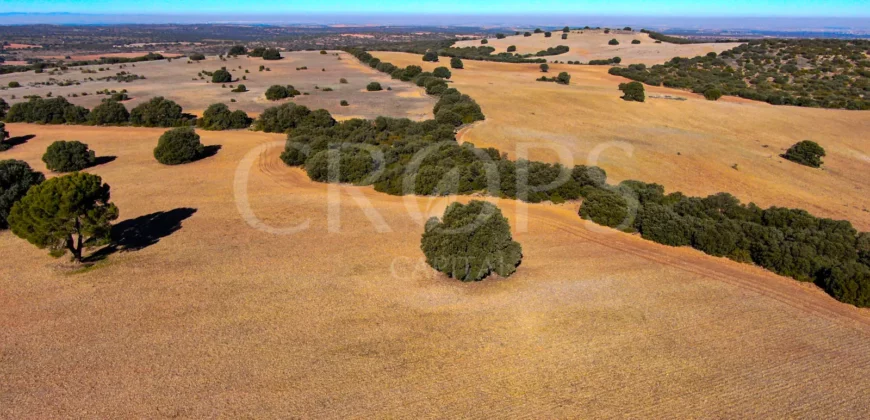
[374,51,870,231]
[0,51,435,120]
[453,30,741,65]
[1,123,870,417]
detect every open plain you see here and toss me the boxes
[1,122,869,417]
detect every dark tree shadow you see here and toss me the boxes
[192,145,222,162]
[85,207,197,262]
[4,134,35,148]
[89,155,117,167]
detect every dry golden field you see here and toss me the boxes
[0,51,435,120]
[454,30,741,65]
[373,51,870,231]
[1,123,870,417]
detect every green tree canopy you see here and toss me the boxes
[450,57,464,69]
[0,159,45,229]
[130,97,186,127]
[619,81,645,102]
[433,66,452,79]
[783,140,826,168]
[211,69,232,83]
[42,140,96,172]
[154,127,205,165]
[88,100,129,125]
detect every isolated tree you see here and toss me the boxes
[188,52,206,61]
[211,69,232,83]
[609,39,620,45]
[480,39,488,44]
[507,45,517,52]
[8,172,118,262]
[562,33,568,40]
[421,200,523,282]
[544,31,552,38]
[523,32,531,37]
[556,72,571,85]
[540,63,549,72]
[450,56,464,69]
[340,100,349,106]
[130,96,185,127]
[42,141,96,172]
[8,81,20,88]
[228,45,247,56]
[783,140,826,168]
[0,159,45,229]
[562,26,570,32]
[619,81,645,102]
[232,83,247,92]
[154,127,205,165]
[422,51,439,62]
[496,33,506,39]
[534,28,543,33]
[433,66,452,79]
[704,88,723,101]
[262,48,282,60]
[366,82,383,91]
[88,100,129,125]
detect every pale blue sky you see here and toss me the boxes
[1,0,868,17]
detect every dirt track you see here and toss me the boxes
[1,124,869,417]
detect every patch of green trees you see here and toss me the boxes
[197,103,251,130]
[265,85,301,100]
[42,141,96,172]
[6,97,89,124]
[783,140,826,168]
[0,159,44,229]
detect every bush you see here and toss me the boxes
[88,100,129,125]
[523,32,531,37]
[8,81,21,88]
[339,78,348,84]
[562,34,568,40]
[197,103,251,130]
[556,72,571,85]
[130,97,187,127]
[153,127,205,165]
[189,53,205,61]
[232,84,247,92]
[211,69,232,83]
[265,85,299,100]
[631,40,641,45]
[0,159,45,229]
[8,172,118,262]
[609,39,620,45]
[507,45,517,52]
[228,45,247,56]
[253,102,336,133]
[481,39,488,44]
[5,97,89,124]
[340,100,349,106]
[544,32,552,38]
[619,81,645,102]
[579,188,631,228]
[42,140,96,172]
[450,57,464,69]
[421,200,523,281]
[783,140,826,168]
[262,48,282,60]
[433,66,452,79]
[540,63,549,73]
[366,82,383,91]
[422,51,439,62]
[704,88,723,101]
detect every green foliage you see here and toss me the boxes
[540,63,549,72]
[188,53,206,61]
[450,56,464,69]
[433,66,452,79]
[42,140,96,172]
[704,88,723,101]
[232,84,247,92]
[130,96,189,127]
[535,45,569,56]
[197,103,251,130]
[783,140,826,168]
[6,97,89,124]
[88,100,129,125]
[8,172,118,262]
[556,72,571,84]
[609,39,620,45]
[8,81,21,88]
[480,39,488,44]
[153,127,204,165]
[562,33,568,40]
[211,69,232,83]
[544,32,552,38]
[340,100,349,106]
[262,48,282,60]
[507,45,517,52]
[579,188,631,228]
[422,51,439,62]
[265,84,300,100]
[588,57,622,65]
[619,81,645,102]
[421,200,523,281]
[0,98,8,119]
[0,159,45,229]
[631,40,641,45]
[366,82,383,91]
[253,102,336,133]
[228,45,247,56]
[0,122,8,151]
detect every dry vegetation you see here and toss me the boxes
[454,30,741,65]
[373,51,870,231]
[1,123,869,417]
[0,51,435,120]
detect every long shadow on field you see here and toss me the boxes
[1,134,35,150]
[85,207,197,262]
[192,145,222,162]
[89,155,117,168]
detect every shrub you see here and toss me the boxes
[421,200,523,281]
[5,97,89,124]
[8,172,118,262]
[88,100,129,125]
[228,45,247,56]
[154,127,205,165]
[562,34,568,40]
[450,57,464,69]
[253,103,336,133]
[232,84,247,92]
[340,100,349,106]
[631,40,641,45]
[8,81,21,88]
[339,78,348,84]
[703,87,723,101]
[320,50,327,54]
[579,187,631,228]
[422,51,439,62]
[481,39,489,44]
[265,85,299,100]
[433,66,452,79]
[130,97,187,127]
[262,48,282,60]
[42,140,96,172]
[783,140,826,168]
[198,103,251,130]
[0,160,45,229]
[556,72,571,85]
[540,63,549,73]
[496,33,506,39]
[609,39,620,45]
[619,81,645,102]
[366,82,383,91]
[545,32,552,38]
[211,69,232,83]
[523,32,531,37]
[507,45,517,52]
[110,92,129,101]
[189,53,205,61]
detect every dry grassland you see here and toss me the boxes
[373,52,870,230]
[1,123,869,417]
[454,30,741,65]
[0,51,435,120]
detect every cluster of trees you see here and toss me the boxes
[196,103,251,131]
[188,53,206,61]
[1,52,168,76]
[537,72,571,85]
[265,85,301,100]
[534,45,569,57]
[228,45,247,56]
[248,47,282,60]
[4,96,199,127]
[619,81,646,102]
[587,57,622,65]
[609,39,870,109]
[783,140,826,168]
[5,97,89,124]
[421,201,523,281]
[253,102,336,133]
[576,179,870,307]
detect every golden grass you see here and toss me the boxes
[374,51,870,230]
[455,30,741,65]
[1,123,869,417]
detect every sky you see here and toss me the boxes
[1,0,869,17]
